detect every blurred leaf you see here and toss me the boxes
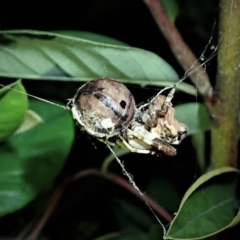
[148,225,164,240]
[0,99,74,217]
[146,179,180,213]
[93,226,164,240]
[191,132,206,173]
[113,197,155,231]
[94,231,147,240]
[0,80,27,142]
[14,109,43,135]
[161,0,179,22]
[182,0,216,28]
[228,209,240,228]
[175,103,211,135]
[76,220,99,240]
[165,167,240,239]
[55,30,129,46]
[0,30,196,95]
[101,148,130,173]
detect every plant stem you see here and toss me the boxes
[211,0,240,168]
[143,0,213,98]
[25,186,64,240]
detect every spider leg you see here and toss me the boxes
[128,123,177,157]
[128,123,154,145]
[158,86,176,116]
[119,136,155,154]
[141,107,158,128]
[165,85,176,105]
[152,138,176,156]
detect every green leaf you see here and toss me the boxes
[0,30,176,82]
[94,232,147,240]
[0,30,196,95]
[191,132,206,173]
[165,167,240,239]
[55,30,129,46]
[13,109,43,135]
[161,0,179,22]
[0,99,74,217]
[175,103,211,135]
[75,220,99,240]
[146,179,181,213]
[93,226,164,240]
[0,80,27,142]
[101,148,130,173]
[113,197,155,231]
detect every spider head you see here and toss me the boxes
[150,103,188,145]
[170,124,188,145]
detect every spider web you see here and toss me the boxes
[0,2,239,236]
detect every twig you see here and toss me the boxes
[106,173,172,222]
[25,185,66,240]
[24,169,172,240]
[210,0,240,168]
[72,170,172,222]
[143,0,213,99]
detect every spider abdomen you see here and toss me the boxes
[71,77,136,138]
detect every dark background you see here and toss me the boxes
[1,1,238,240]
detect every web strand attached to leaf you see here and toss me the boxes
[107,144,167,236]
[0,83,68,110]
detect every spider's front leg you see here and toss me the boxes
[141,104,158,129]
[140,87,176,129]
[117,122,156,155]
[151,138,177,156]
[129,122,177,156]
[119,122,177,157]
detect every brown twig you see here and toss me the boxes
[25,169,172,240]
[25,185,66,240]
[106,173,173,222]
[143,0,213,99]
[72,170,173,222]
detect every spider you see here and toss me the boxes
[68,77,188,157]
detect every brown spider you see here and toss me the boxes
[69,77,187,157]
